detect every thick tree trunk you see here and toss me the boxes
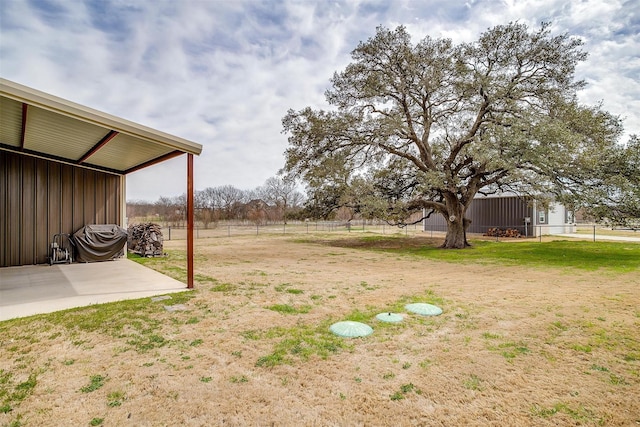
[441,196,471,249]
[442,217,469,249]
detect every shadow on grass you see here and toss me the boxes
[323,235,639,273]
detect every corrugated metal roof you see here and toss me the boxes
[0,78,202,174]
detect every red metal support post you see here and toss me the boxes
[187,153,194,289]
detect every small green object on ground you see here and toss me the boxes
[405,303,443,316]
[375,312,403,323]
[329,321,374,337]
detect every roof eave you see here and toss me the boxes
[0,78,203,156]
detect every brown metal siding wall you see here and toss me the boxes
[422,196,534,235]
[95,173,106,224]
[466,197,533,235]
[106,176,118,224]
[72,168,85,233]
[0,158,3,264]
[0,150,122,267]
[7,153,21,266]
[35,160,49,264]
[422,210,448,233]
[21,156,35,263]
[61,165,73,234]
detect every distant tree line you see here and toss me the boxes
[127,176,307,227]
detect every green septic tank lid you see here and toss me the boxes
[405,303,443,316]
[375,312,404,323]
[329,321,374,338]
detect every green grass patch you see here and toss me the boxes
[265,304,312,315]
[126,334,167,353]
[210,282,237,292]
[253,290,448,367]
[254,324,352,367]
[359,281,379,290]
[0,370,38,414]
[608,373,628,385]
[240,330,261,340]
[42,292,194,333]
[624,352,640,362]
[340,291,444,328]
[107,390,125,407]
[274,283,304,294]
[332,236,639,272]
[417,240,639,272]
[498,342,530,359]
[255,352,287,367]
[483,337,530,360]
[0,292,196,354]
[571,344,592,353]
[482,332,503,340]
[389,391,404,401]
[531,402,604,424]
[128,250,209,283]
[390,383,422,401]
[463,374,484,390]
[550,321,568,331]
[80,375,106,393]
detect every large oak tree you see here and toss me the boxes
[282,23,625,248]
[560,135,640,227]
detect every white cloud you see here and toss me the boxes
[1,0,638,201]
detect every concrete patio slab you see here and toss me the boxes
[0,259,188,321]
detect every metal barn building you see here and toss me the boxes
[422,195,575,237]
[0,79,202,287]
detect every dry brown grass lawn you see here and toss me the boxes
[1,233,639,426]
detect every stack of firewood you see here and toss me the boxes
[484,227,522,238]
[127,223,164,256]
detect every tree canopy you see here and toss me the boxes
[561,135,640,227]
[282,22,633,248]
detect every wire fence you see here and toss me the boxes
[128,219,639,243]
[157,220,425,240]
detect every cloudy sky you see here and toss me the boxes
[1,0,638,202]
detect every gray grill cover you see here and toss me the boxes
[73,224,128,262]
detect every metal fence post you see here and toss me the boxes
[168,226,171,240]
[593,225,596,242]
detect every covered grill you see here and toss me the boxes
[73,224,128,262]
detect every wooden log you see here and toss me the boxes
[127,223,165,256]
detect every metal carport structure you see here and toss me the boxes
[0,78,202,288]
